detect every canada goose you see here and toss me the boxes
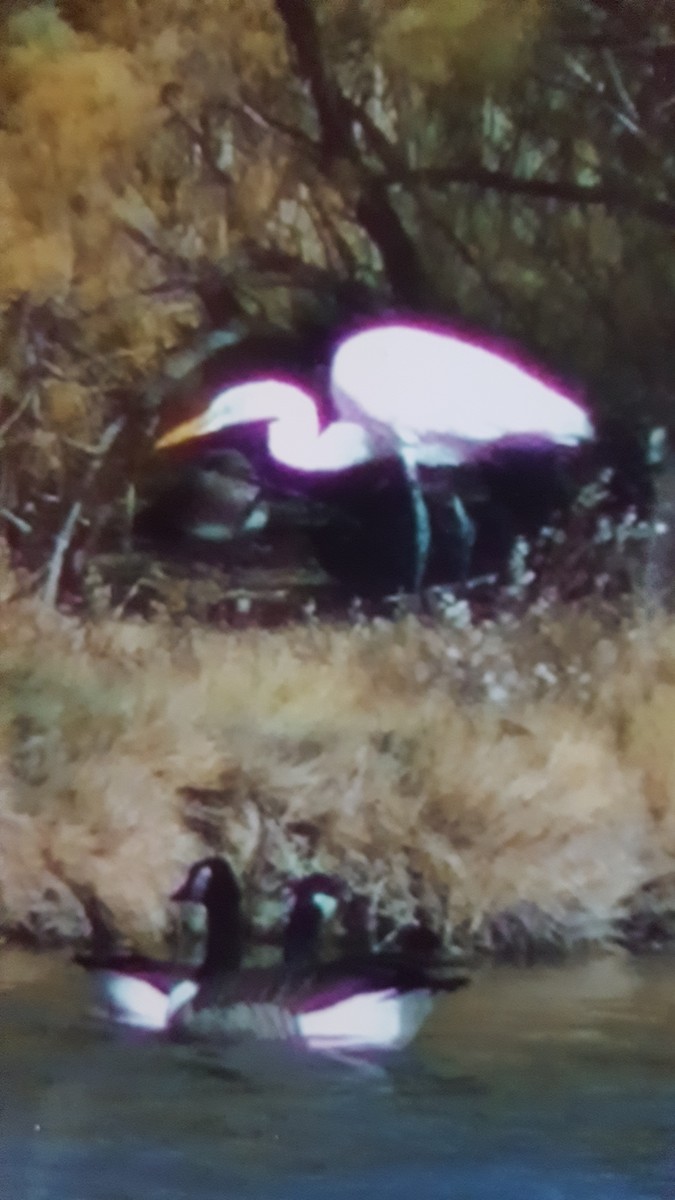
[169,870,470,1052]
[74,856,242,1030]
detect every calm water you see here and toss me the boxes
[1,950,674,1199]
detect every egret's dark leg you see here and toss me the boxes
[449,491,476,580]
[401,455,476,591]
[401,450,432,592]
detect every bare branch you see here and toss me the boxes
[564,51,643,136]
[42,418,125,607]
[42,500,83,607]
[0,388,35,443]
[601,47,640,122]
[0,507,31,535]
[226,97,317,153]
[273,0,354,160]
[273,0,430,304]
[389,165,675,228]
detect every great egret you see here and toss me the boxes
[156,322,592,590]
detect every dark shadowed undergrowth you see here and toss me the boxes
[0,547,674,964]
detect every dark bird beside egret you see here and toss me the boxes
[156,322,593,593]
[134,452,269,562]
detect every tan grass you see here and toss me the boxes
[0,558,674,954]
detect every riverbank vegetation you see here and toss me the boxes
[0,547,673,958]
[1,2,674,960]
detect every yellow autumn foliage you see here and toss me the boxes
[376,0,544,87]
[0,7,160,304]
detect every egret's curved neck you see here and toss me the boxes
[267,392,321,470]
[269,403,374,473]
[203,379,375,473]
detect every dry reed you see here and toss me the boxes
[0,547,674,958]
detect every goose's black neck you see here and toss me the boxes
[170,857,245,980]
[283,895,324,972]
[197,890,244,978]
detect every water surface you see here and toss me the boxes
[1,950,674,1199]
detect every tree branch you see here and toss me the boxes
[389,165,675,228]
[42,418,124,607]
[273,0,353,160]
[273,0,431,305]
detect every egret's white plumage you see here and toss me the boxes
[156,322,592,589]
[158,323,591,469]
[331,324,592,459]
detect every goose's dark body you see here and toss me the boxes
[169,867,470,1051]
[76,856,470,1048]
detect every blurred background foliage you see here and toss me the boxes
[0,0,673,607]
